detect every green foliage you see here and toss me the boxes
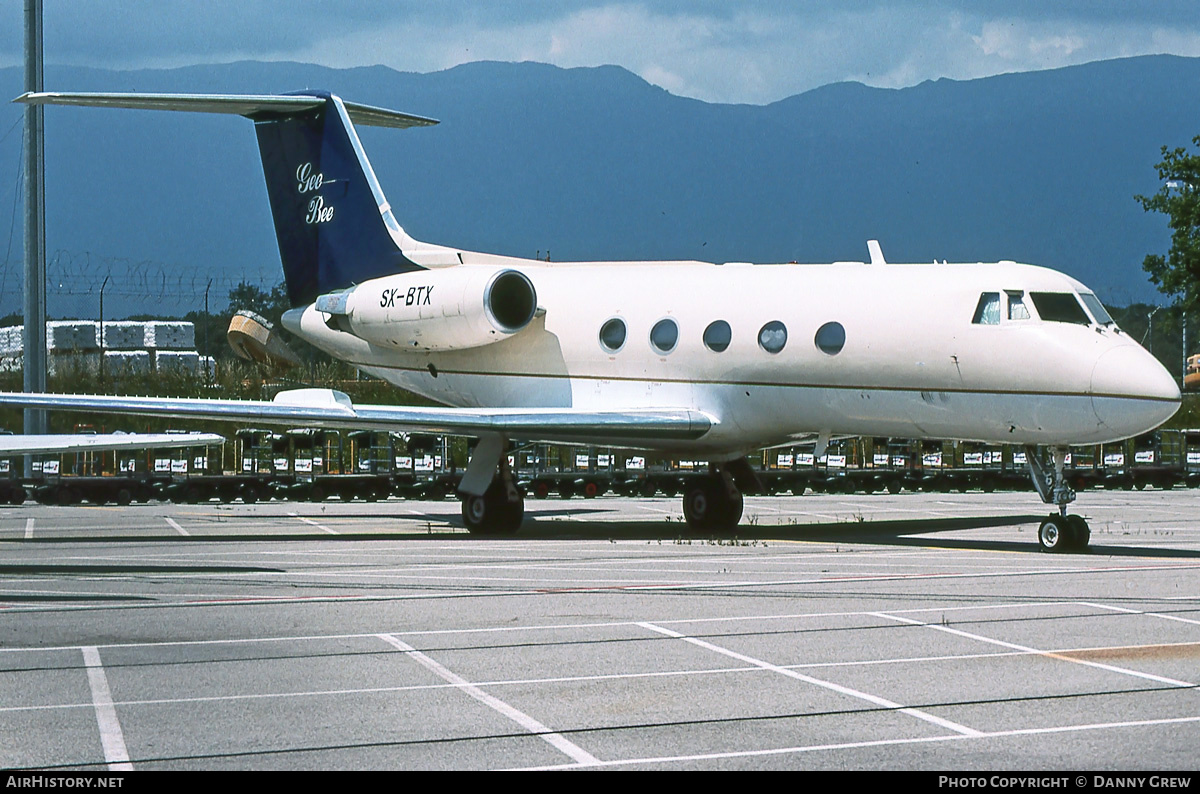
[226,282,291,326]
[1137,135,1200,309]
[1107,302,1198,383]
[1165,393,1200,430]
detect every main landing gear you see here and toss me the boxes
[681,460,760,534]
[461,478,524,535]
[459,436,524,535]
[1025,445,1091,553]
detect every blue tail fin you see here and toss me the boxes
[253,92,425,306]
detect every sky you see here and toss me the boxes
[2,1,1200,104]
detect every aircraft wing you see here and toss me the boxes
[0,432,224,455]
[0,390,714,445]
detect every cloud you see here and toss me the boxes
[2,1,1200,103]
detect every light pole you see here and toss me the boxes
[204,278,212,382]
[98,274,108,384]
[22,0,47,461]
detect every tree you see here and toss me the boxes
[226,282,291,327]
[1137,135,1200,309]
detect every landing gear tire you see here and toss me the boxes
[461,481,524,535]
[1038,513,1091,553]
[1038,515,1068,552]
[682,476,744,534]
[1065,514,1091,551]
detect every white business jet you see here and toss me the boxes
[0,91,1180,550]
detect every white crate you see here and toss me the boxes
[103,350,151,374]
[0,327,20,356]
[143,322,195,350]
[46,321,99,351]
[101,321,146,350]
[47,351,100,376]
[155,350,200,373]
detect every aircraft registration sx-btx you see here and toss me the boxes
[0,90,1181,550]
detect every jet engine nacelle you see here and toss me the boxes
[317,267,538,352]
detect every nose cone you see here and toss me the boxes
[1090,345,1181,439]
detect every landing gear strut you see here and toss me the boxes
[459,436,524,535]
[681,460,758,534]
[1025,445,1090,553]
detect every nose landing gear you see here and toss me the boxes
[1026,445,1091,552]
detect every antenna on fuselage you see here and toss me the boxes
[867,240,886,266]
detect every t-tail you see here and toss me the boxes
[13,90,440,307]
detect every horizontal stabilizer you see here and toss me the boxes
[13,91,438,129]
[0,391,714,444]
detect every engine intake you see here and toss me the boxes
[487,270,537,331]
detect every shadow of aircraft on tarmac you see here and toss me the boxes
[6,506,1199,559]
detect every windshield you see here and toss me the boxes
[1079,292,1115,326]
[1029,292,1090,325]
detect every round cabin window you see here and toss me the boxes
[650,318,679,354]
[599,317,627,352]
[815,321,846,355]
[758,321,787,354]
[703,320,732,352]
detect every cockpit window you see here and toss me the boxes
[1007,291,1031,320]
[1079,292,1115,326]
[1030,292,1090,325]
[972,293,1001,325]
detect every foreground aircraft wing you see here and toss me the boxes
[0,432,224,455]
[0,390,713,445]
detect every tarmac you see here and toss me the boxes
[0,489,1198,770]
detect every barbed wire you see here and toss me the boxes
[42,250,280,297]
[1,249,282,317]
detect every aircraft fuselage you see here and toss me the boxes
[285,258,1180,457]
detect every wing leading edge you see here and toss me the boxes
[0,390,714,445]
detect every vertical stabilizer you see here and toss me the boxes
[253,92,425,306]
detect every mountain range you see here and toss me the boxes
[0,55,1198,318]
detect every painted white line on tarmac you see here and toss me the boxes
[164,517,189,536]
[0,599,1125,651]
[511,712,1200,770]
[638,621,982,737]
[874,612,1196,688]
[376,633,600,766]
[1080,601,1200,628]
[23,518,33,539]
[10,641,1197,719]
[288,512,338,534]
[81,646,133,772]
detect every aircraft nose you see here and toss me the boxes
[1090,344,1181,437]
